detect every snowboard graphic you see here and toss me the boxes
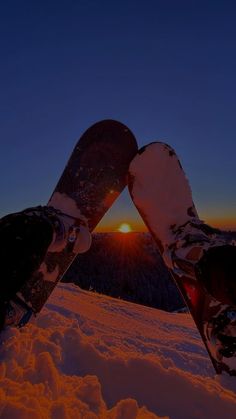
[128,142,236,376]
[5,120,137,328]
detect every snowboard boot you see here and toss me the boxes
[0,206,55,302]
[0,206,92,329]
[0,205,92,296]
[195,245,236,306]
[164,218,236,302]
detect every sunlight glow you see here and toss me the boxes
[118,223,132,233]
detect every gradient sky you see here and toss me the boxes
[1,1,236,231]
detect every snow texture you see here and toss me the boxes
[0,283,236,419]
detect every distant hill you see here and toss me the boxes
[64,232,185,312]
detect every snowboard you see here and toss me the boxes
[4,120,137,328]
[128,142,236,376]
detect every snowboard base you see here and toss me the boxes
[2,120,138,329]
[128,141,236,376]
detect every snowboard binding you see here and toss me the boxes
[207,308,236,362]
[0,205,92,330]
[43,206,92,255]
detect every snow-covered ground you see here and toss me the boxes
[0,283,236,419]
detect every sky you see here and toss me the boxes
[0,0,236,231]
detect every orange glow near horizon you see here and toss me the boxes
[118,223,132,233]
[95,214,236,233]
[206,217,236,231]
[95,219,147,233]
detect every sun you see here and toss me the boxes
[118,223,132,233]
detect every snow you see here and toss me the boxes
[0,283,236,419]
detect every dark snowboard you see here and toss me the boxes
[3,120,137,328]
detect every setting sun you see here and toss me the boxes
[118,223,132,233]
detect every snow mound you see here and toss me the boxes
[0,283,235,419]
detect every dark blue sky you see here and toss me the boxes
[1,1,236,229]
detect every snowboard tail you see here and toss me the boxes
[5,120,138,327]
[128,142,236,376]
